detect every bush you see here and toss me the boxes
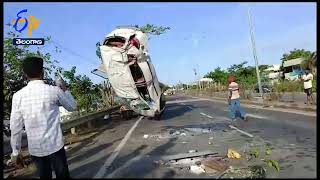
[273,80,303,93]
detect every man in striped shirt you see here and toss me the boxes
[227,75,248,122]
[9,57,77,178]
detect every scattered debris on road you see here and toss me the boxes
[185,127,212,134]
[162,151,219,161]
[220,165,267,178]
[227,149,241,159]
[143,134,149,138]
[64,145,71,150]
[104,114,110,120]
[188,150,197,153]
[190,165,205,174]
[201,157,228,172]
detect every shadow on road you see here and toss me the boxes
[67,138,122,165]
[70,152,112,178]
[161,104,196,121]
[109,137,178,178]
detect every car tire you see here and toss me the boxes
[153,111,161,121]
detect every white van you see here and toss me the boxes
[92,26,166,120]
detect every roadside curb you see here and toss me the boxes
[185,94,316,112]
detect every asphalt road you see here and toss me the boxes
[6,94,317,178]
[67,94,316,178]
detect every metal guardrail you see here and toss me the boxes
[61,105,120,131]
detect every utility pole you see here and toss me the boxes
[248,8,263,98]
[195,64,201,90]
[193,68,198,90]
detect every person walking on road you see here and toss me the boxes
[9,57,77,179]
[301,68,315,105]
[227,75,248,122]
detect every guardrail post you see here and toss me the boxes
[87,121,94,129]
[71,127,77,135]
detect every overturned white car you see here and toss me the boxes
[92,26,166,119]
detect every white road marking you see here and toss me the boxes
[106,154,144,178]
[187,106,193,110]
[180,102,193,110]
[247,113,268,119]
[200,112,213,119]
[94,116,144,178]
[229,125,254,138]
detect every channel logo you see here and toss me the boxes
[12,9,44,45]
[13,38,45,45]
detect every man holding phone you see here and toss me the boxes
[301,68,315,105]
[9,56,77,178]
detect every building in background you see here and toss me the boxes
[263,65,281,84]
[282,57,305,81]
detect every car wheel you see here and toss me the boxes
[153,111,161,121]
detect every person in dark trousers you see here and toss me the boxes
[9,57,77,179]
[227,75,248,122]
[301,68,315,105]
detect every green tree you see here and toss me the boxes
[300,52,317,76]
[134,24,170,37]
[280,49,314,73]
[3,27,60,119]
[204,62,271,91]
[281,48,313,61]
[60,66,100,113]
[204,67,229,85]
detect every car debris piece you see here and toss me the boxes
[188,150,197,153]
[195,161,202,166]
[201,157,228,172]
[94,26,166,119]
[201,164,218,174]
[172,131,181,135]
[190,165,205,174]
[227,149,241,159]
[143,134,149,138]
[180,132,187,136]
[162,151,219,161]
[104,114,110,120]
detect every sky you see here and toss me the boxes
[4,2,317,86]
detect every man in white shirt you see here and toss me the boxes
[301,69,315,105]
[9,57,77,178]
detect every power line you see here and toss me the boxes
[36,31,99,67]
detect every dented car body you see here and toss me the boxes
[93,26,165,118]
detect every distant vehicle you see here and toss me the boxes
[254,82,273,93]
[92,26,165,120]
[164,89,175,96]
